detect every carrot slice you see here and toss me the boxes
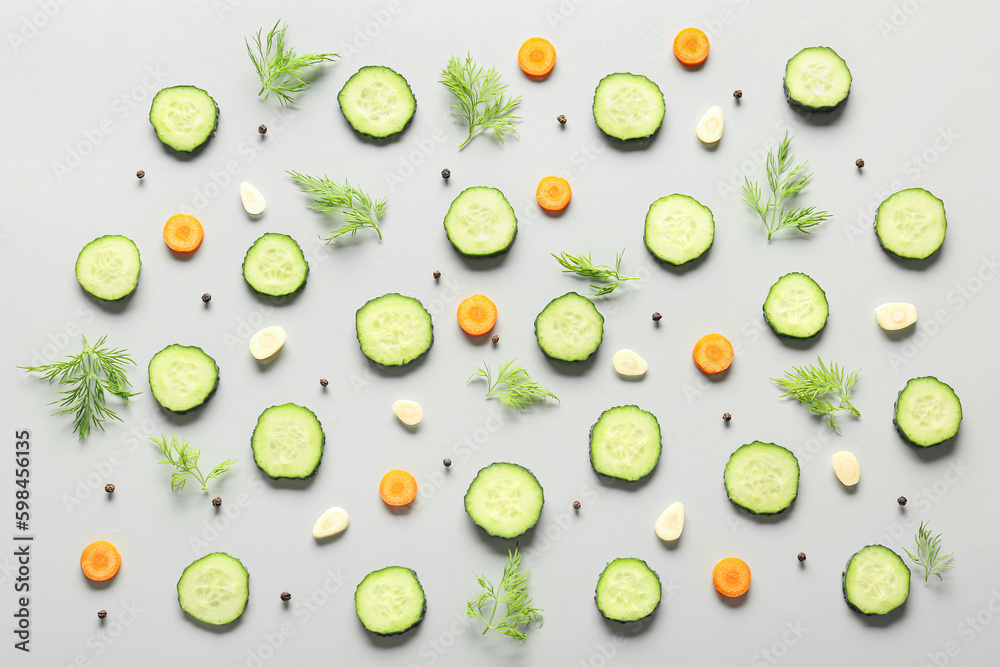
[518,37,556,77]
[673,28,710,66]
[163,214,204,253]
[713,557,750,597]
[457,294,498,336]
[380,469,417,506]
[81,540,121,582]
[693,333,734,374]
[536,176,572,212]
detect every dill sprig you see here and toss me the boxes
[20,335,138,440]
[287,171,386,241]
[467,547,543,641]
[469,359,558,411]
[771,357,860,433]
[553,249,638,297]
[152,434,238,492]
[742,132,832,240]
[903,521,955,582]
[440,53,522,148]
[247,21,337,106]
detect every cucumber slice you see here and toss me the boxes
[595,558,661,622]
[893,376,962,447]
[843,545,910,615]
[783,47,852,112]
[356,293,433,366]
[592,73,665,141]
[644,194,714,266]
[763,272,829,338]
[875,188,947,260]
[75,235,141,301]
[443,187,518,257]
[535,292,604,362]
[724,441,799,515]
[355,566,425,635]
[149,85,218,152]
[177,552,249,625]
[242,233,309,298]
[464,462,543,538]
[338,66,416,139]
[590,405,662,482]
[251,403,324,479]
[148,344,219,413]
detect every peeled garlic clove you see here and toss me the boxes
[240,182,266,215]
[875,303,917,331]
[832,451,860,486]
[613,349,648,377]
[696,106,724,143]
[392,399,423,426]
[249,326,286,360]
[312,506,349,538]
[655,501,685,541]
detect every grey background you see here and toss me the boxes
[3,0,999,665]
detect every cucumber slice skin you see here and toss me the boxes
[355,293,434,367]
[534,292,605,362]
[843,545,910,616]
[595,557,661,623]
[338,66,417,139]
[592,72,665,142]
[464,462,544,539]
[149,85,219,152]
[177,552,249,626]
[589,405,662,482]
[354,566,426,636]
[724,441,800,515]
[763,272,829,339]
[783,47,852,112]
[75,235,141,301]
[643,194,715,266]
[242,233,309,298]
[875,188,947,260]
[148,344,219,414]
[893,376,963,447]
[443,186,518,257]
[251,403,325,480]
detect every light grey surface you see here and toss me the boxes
[3,0,1000,664]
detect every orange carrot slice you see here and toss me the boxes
[380,470,417,506]
[713,557,750,597]
[81,540,121,582]
[518,37,556,77]
[693,333,734,374]
[536,176,572,212]
[163,214,204,253]
[674,28,710,66]
[457,294,498,336]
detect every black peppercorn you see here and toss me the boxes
[319,378,329,388]
[441,168,451,179]
[258,124,267,134]
[97,610,107,619]
[897,496,907,506]
[491,335,499,344]
[433,270,441,279]
[201,293,211,303]
[212,497,222,508]
[136,170,145,179]
[652,312,662,322]
[733,89,743,99]
[280,591,291,601]
[105,483,115,493]
[797,552,806,562]
[557,114,567,124]
[443,458,452,467]
[723,412,732,422]
[572,500,581,510]
[856,158,865,168]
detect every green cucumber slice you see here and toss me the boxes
[355,566,425,635]
[534,292,604,362]
[595,558,661,622]
[843,545,910,615]
[148,344,219,413]
[149,85,218,152]
[783,47,852,112]
[590,405,662,481]
[355,293,433,366]
[242,233,309,298]
[644,194,714,265]
[893,376,962,447]
[592,73,665,141]
[464,462,544,538]
[443,186,518,257]
[724,441,799,515]
[763,272,829,338]
[338,66,416,139]
[875,188,947,260]
[177,552,249,625]
[251,403,325,479]
[75,235,141,301]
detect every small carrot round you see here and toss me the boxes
[713,557,750,597]
[163,214,204,253]
[673,28,710,66]
[693,333,734,374]
[81,540,121,582]
[457,294,498,336]
[518,37,556,77]
[536,176,572,212]
[380,469,417,506]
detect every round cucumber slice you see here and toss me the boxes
[763,272,829,339]
[355,293,433,366]
[464,462,543,538]
[75,235,141,301]
[843,545,910,615]
[590,405,662,481]
[783,46,852,112]
[593,72,665,141]
[875,188,947,260]
[443,186,518,257]
[149,85,218,152]
[893,376,962,447]
[338,66,416,139]
[595,558,661,622]
[644,194,714,266]
[148,344,219,413]
[534,292,604,362]
[355,566,425,635]
[251,403,325,479]
[242,233,308,298]
[177,552,249,625]
[724,441,799,515]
